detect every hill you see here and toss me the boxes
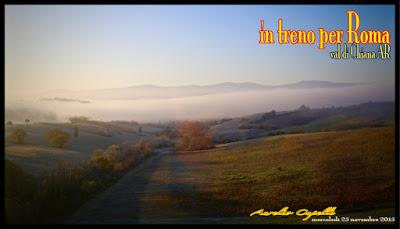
[40,80,361,100]
[162,126,395,222]
[4,121,164,176]
[210,101,394,143]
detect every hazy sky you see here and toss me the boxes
[5,5,395,99]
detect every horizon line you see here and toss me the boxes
[50,80,366,92]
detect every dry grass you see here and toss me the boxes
[160,127,395,219]
[6,145,81,157]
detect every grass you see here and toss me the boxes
[5,123,136,153]
[5,122,163,176]
[5,141,155,223]
[148,126,395,223]
[6,124,394,224]
[5,145,85,176]
[282,114,393,133]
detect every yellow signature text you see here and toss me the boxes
[250,207,294,217]
[296,207,336,221]
[250,206,337,221]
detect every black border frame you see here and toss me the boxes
[1,1,399,227]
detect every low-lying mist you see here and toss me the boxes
[5,107,59,123]
[5,84,394,123]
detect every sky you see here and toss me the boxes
[5,5,395,99]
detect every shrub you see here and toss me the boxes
[80,180,98,196]
[39,160,83,220]
[133,141,154,156]
[5,138,156,223]
[5,137,158,223]
[5,160,38,223]
[46,128,70,148]
[9,128,27,144]
[89,149,116,172]
[175,121,214,151]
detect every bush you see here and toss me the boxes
[5,138,156,223]
[80,180,98,196]
[46,128,70,148]
[5,160,38,223]
[39,160,84,221]
[89,149,117,172]
[9,128,27,144]
[133,141,154,156]
[175,121,213,151]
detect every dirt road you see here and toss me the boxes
[66,147,253,224]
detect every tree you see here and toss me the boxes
[25,119,30,125]
[9,128,27,144]
[69,116,90,123]
[6,121,13,126]
[175,121,213,151]
[47,128,70,148]
[138,126,142,135]
[298,105,310,112]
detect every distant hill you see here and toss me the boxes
[40,97,90,104]
[276,80,362,89]
[210,101,395,143]
[41,81,362,100]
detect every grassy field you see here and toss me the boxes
[147,126,395,223]
[5,122,396,224]
[282,114,394,133]
[4,122,163,176]
[5,145,85,176]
